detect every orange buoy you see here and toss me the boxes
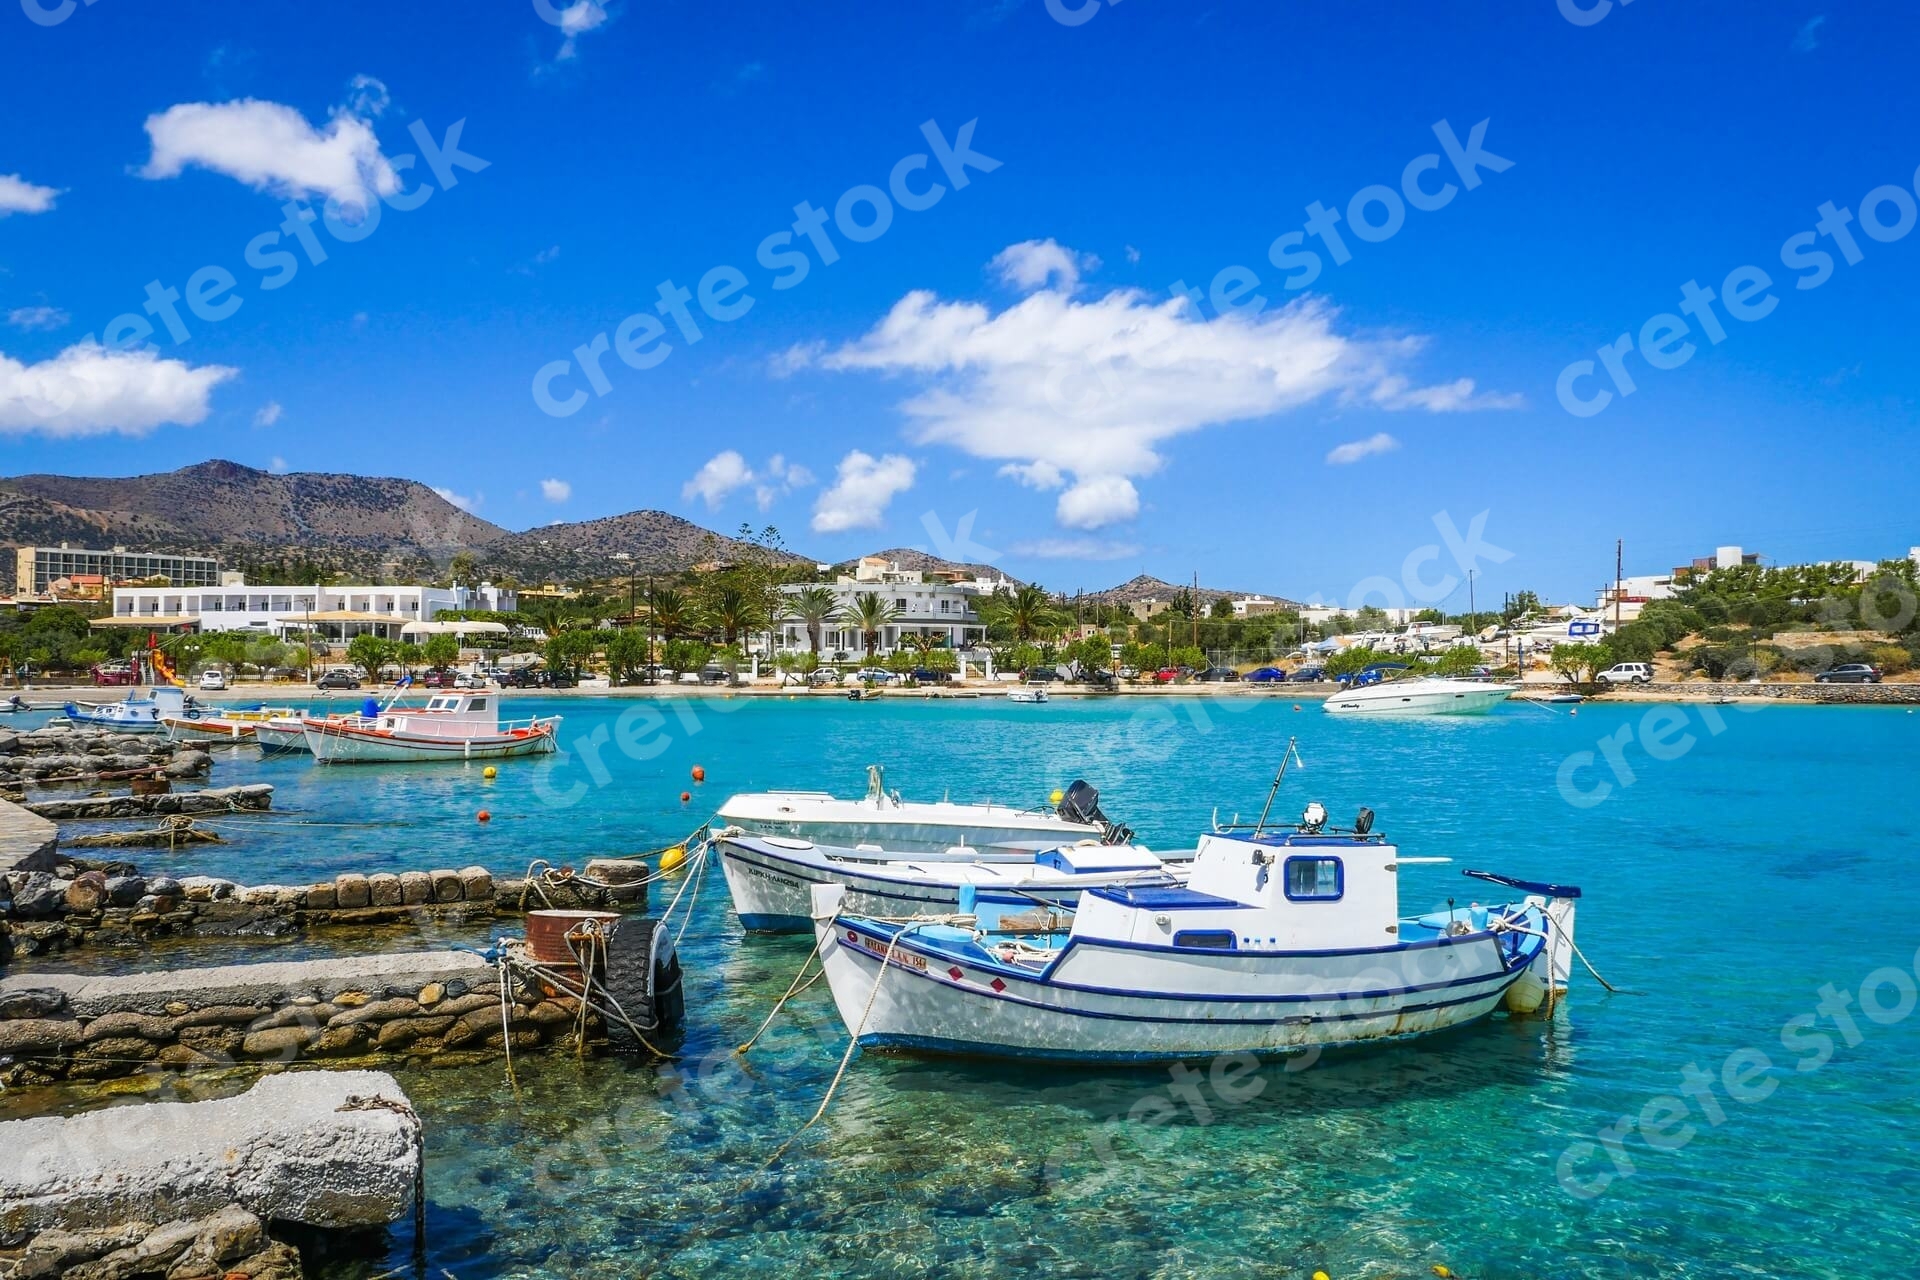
[691,764,707,783]
[680,790,692,803]
[476,809,491,823]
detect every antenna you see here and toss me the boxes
[1253,736,1299,833]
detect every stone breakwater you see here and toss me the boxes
[1603,680,1920,704]
[1,1069,419,1278]
[22,784,271,822]
[0,951,593,1087]
[1,857,651,958]
[0,728,210,787]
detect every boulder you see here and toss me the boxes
[0,1071,420,1236]
[397,871,431,905]
[240,1025,319,1058]
[457,865,494,900]
[65,871,109,914]
[328,998,420,1028]
[304,883,337,910]
[103,875,148,908]
[11,873,68,919]
[416,982,445,1007]
[367,873,403,907]
[0,1017,83,1055]
[147,875,182,899]
[0,987,69,1020]
[82,1011,176,1042]
[334,873,371,909]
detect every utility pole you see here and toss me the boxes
[1468,570,1476,630]
[1614,538,1623,632]
[645,574,656,685]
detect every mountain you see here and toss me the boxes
[837,547,1021,585]
[0,460,793,584]
[488,511,809,582]
[1080,573,1300,609]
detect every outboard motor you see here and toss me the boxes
[1057,780,1134,846]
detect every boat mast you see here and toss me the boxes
[1253,736,1299,834]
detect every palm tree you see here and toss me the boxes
[985,583,1062,643]
[902,630,942,661]
[786,586,843,656]
[646,586,690,641]
[848,591,898,661]
[707,585,764,647]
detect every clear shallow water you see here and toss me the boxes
[11,696,1920,1278]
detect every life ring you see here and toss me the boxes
[185,708,203,720]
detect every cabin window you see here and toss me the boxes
[1172,929,1236,950]
[1283,856,1344,902]
[470,697,488,711]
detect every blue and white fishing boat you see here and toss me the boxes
[61,686,185,733]
[807,800,1581,1063]
[719,832,1180,933]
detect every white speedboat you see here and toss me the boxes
[304,691,560,763]
[1323,676,1516,716]
[62,686,184,733]
[808,804,1582,1063]
[1007,682,1049,703]
[720,833,1176,932]
[714,768,1129,856]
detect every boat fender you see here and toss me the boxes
[184,708,202,720]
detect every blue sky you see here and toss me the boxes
[2,0,1915,606]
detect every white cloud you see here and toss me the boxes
[269,456,289,474]
[253,400,282,427]
[1057,475,1139,529]
[0,174,62,216]
[345,74,390,118]
[1010,536,1141,560]
[1793,14,1826,51]
[998,460,1063,490]
[540,477,572,503]
[433,486,478,513]
[755,454,816,509]
[553,0,608,60]
[0,341,236,439]
[535,245,560,264]
[1368,375,1523,412]
[816,246,1521,529]
[1325,432,1400,465]
[6,306,68,331]
[1124,245,1141,265]
[141,96,399,213]
[991,238,1096,292]
[812,450,916,533]
[767,340,825,378]
[682,449,755,509]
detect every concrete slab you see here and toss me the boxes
[0,950,491,1018]
[0,796,58,874]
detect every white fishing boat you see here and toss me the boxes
[719,833,1179,933]
[808,800,1581,1063]
[62,686,184,733]
[1323,676,1516,716]
[252,716,314,754]
[304,691,560,763]
[161,704,301,745]
[1007,682,1050,703]
[714,769,1130,857]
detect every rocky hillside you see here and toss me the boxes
[837,547,1020,584]
[1081,573,1298,609]
[487,510,809,581]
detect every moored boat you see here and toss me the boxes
[1007,682,1050,703]
[304,691,560,763]
[807,802,1581,1063]
[719,832,1179,933]
[1323,676,1516,716]
[62,686,184,733]
[714,768,1130,857]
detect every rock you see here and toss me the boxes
[429,870,464,903]
[155,1043,225,1070]
[367,873,402,907]
[73,1036,158,1064]
[246,1005,334,1032]
[13,1224,152,1279]
[194,1206,264,1265]
[330,989,370,1008]
[173,1026,244,1057]
[162,749,212,779]
[312,1023,371,1057]
[221,1240,301,1280]
[441,1008,501,1049]
[334,874,371,909]
[457,865,494,900]
[372,1015,455,1049]
[173,1003,271,1028]
[328,997,420,1027]
[104,875,148,907]
[0,1071,420,1234]
[240,1026,319,1059]
[0,1017,83,1055]
[416,982,445,1007]
[147,875,183,898]
[65,871,109,913]
[0,987,68,1020]
[527,1000,575,1026]
[11,873,68,919]
[397,871,431,905]
[433,992,498,1019]
[82,1011,176,1042]
[303,883,337,910]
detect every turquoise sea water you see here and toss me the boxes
[11,695,1920,1278]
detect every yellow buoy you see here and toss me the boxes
[482,766,497,780]
[1433,1267,1454,1279]
[1314,1272,1331,1280]
[1049,788,1064,804]
[659,844,687,873]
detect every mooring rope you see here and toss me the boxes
[738,929,829,1056]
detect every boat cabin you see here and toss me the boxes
[374,693,503,738]
[1073,826,1402,952]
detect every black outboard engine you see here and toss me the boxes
[1057,780,1134,846]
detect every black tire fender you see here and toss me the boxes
[601,917,684,1053]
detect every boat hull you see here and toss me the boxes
[62,705,163,733]
[1323,682,1516,716]
[812,912,1544,1062]
[162,715,258,744]
[719,836,1164,933]
[304,719,559,763]
[252,719,312,754]
[715,797,1101,857]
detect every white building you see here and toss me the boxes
[775,563,986,657]
[1298,604,1425,628]
[105,577,516,640]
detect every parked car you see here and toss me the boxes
[453,673,489,690]
[546,669,579,689]
[849,667,895,685]
[698,664,733,685]
[316,670,361,691]
[1082,668,1119,690]
[1815,663,1882,684]
[1153,667,1180,684]
[1243,666,1287,684]
[1596,662,1653,686]
[1290,666,1327,682]
[422,668,457,688]
[909,667,951,684]
[807,668,843,687]
[1194,667,1240,682]
[197,669,229,691]
[1026,666,1062,683]
[90,663,138,687]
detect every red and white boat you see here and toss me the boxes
[304,692,560,764]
